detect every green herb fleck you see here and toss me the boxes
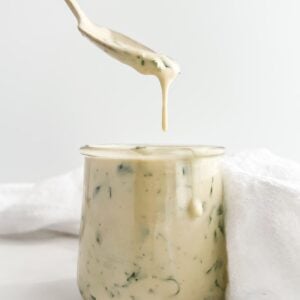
[96,230,102,245]
[122,270,142,288]
[214,230,218,242]
[127,272,139,282]
[117,163,133,174]
[215,260,223,270]
[144,172,153,177]
[104,285,118,298]
[124,272,139,285]
[162,59,171,68]
[163,276,180,296]
[94,185,101,196]
[218,220,225,236]
[206,260,223,274]
[141,59,145,66]
[109,187,112,198]
[182,167,187,175]
[217,204,223,216]
[206,266,213,274]
[156,232,167,241]
[210,177,214,196]
[109,291,115,297]
[214,279,225,291]
[135,146,146,150]
[208,206,216,225]
[141,227,150,238]
[90,295,96,300]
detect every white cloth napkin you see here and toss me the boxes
[223,149,300,300]
[0,168,82,235]
[0,150,299,299]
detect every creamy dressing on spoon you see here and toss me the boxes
[65,0,180,131]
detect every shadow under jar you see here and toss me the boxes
[78,145,227,300]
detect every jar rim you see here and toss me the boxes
[80,144,225,160]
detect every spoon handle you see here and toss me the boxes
[65,0,86,24]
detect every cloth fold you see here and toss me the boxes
[0,168,82,235]
[0,150,299,299]
[223,149,300,300]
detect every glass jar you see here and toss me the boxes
[78,145,226,300]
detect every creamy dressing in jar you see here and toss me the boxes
[78,145,227,300]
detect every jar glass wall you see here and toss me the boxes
[78,145,227,300]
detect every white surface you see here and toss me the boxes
[223,150,300,300]
[1,150,300,299]
[1,0,300,182]
[0,231,81,300]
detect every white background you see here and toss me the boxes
[1,0,300,182]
